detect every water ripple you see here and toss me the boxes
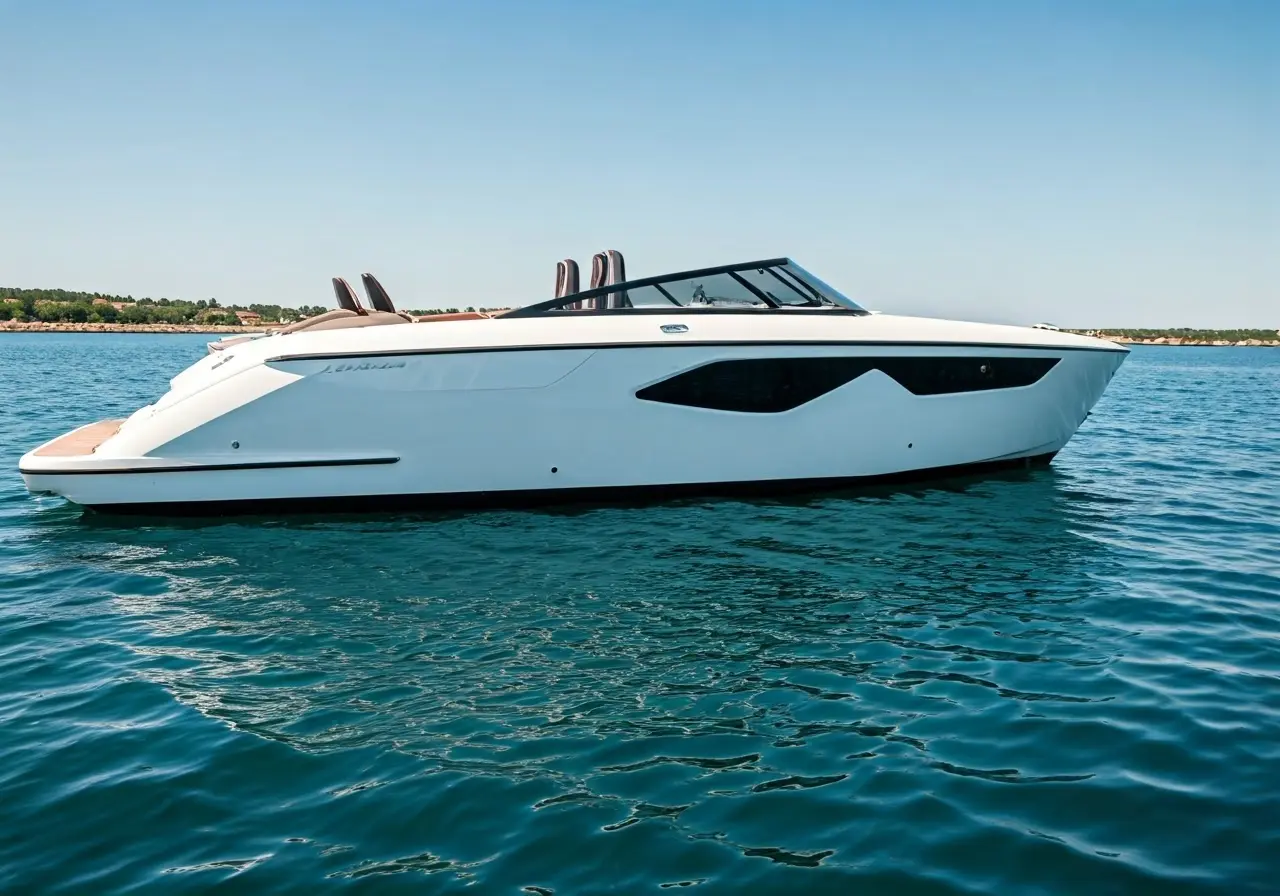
[1,337,1278,893]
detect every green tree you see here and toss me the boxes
[119,304,151,324]
[34,301,65,322]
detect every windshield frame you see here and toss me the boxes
[498,258,868,318]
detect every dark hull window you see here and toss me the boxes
[636,355,1060,413]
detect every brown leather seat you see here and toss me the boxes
[414,311,492,322]
[281,309,409,334]
[282,274,414,334]
[280,309,359,333]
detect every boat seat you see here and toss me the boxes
[556,258,582,310]
[361,273,395,313]
[415,311,493,322]
[281,309,409,334]
[581,250,626,309]
[361,273,413,321]
[604,249,627,308]
[332,277,364,313]
[279,308,358,333]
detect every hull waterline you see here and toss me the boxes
[63,451,1059,517]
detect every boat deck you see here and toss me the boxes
[33,420,124,457]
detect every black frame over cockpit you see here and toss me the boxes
[498,258,868,318]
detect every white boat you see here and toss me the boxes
[19,254,1127,514]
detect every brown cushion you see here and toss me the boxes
[414,311,491,322]
[280,309,360,334]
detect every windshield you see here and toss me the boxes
[502,258,866,317]
[782,262,859,308]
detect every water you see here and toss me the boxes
[1,334,1278,894]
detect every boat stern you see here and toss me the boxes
[20,419,124,494]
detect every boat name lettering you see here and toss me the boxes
[317,360,407,374]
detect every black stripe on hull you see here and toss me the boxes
[20,456,399,476]
[84,451,1057,518]
[268,340,1126,365]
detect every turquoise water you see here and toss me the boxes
[2,334,1278,894]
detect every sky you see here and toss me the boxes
[1,0,1275,327]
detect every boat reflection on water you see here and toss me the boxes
[24,466,1140,884]
[44,466,1127,752]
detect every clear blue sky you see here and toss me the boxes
[1,0,1275,326]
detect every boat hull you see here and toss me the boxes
[20,338,1125,514]
[71,452,1058,516]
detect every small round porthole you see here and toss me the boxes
[231,441,240,449]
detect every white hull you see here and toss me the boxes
[20,311,1127,513]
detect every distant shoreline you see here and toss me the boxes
[1068,332,1279,347]
[0,322,270,334]
[1110,340,1278,347]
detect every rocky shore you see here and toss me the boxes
[1083,333,1280,347]
[0,321,270,334]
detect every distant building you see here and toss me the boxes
[235,310,262,323]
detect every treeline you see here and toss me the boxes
[1070,328,1279,342]
[0,286,330,326]
[0,286,506,325]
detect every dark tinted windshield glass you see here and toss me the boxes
[620,272,767,308]
[503,260,865,316]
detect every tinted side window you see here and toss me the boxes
[636,356,1059,413]
[879,357,1059,395]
